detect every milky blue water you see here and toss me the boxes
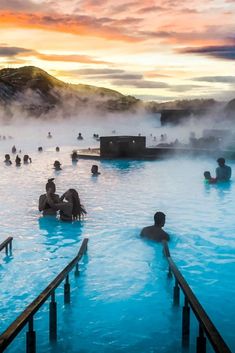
[0,126,234,353]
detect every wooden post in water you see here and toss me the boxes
[64,275,70,304]
[182,297,190,347]
[196,325,206,353]
[26,317,36,353]
[173,279,180,306]
[49,291,57,341]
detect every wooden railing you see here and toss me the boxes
[0,237,13,256]
[162,240,232,353]
[0,238,88,353]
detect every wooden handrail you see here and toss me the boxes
[0,237,13,253]
[162,241,232,353]
[0,238,88,351]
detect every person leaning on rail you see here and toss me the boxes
[140,212,170,242]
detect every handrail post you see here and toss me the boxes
[74,263,79,277]
[9,238,13,254]
[5,243,8,256]
[182,297,190,347]
[64,275,70,304]
[173,279,180,306]
[196,324,206,353]
[26,317,36,353]
[49,291,57,341]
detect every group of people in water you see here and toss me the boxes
[204,158,231,184]
[39,178,87,221]
[4,153,32,166]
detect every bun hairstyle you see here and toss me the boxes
[46,178,56,192]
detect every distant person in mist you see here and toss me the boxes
[140,212,169,242]
[39,178,60,216]
[23,155,32,164]
[91,164,100,176]
[15,155,21,166]
[4,154,12,165]
[204,171,217,184]
[216,158,231,181]
[46,188,86,222]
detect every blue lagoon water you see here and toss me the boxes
[0,135,234,352]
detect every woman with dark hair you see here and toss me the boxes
[46,188,86,221]
[39,178,60,216]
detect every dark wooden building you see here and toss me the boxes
[100,136,146,158]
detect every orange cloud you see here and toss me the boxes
[0,11,142,42]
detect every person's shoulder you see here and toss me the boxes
[140,226,154,236]
[39,194,46,199]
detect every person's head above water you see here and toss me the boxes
[46,178,56,193]
[5,154,10,161]
[91,164,100,175]
[154,212,166,227]
[204,171,211,179]
[217,157,225,167]
[63,188,86,220]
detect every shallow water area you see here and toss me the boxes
[0,126,234,353]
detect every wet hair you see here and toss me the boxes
[5,154,10,160]
[217,157,225,165]
[56,146,60,152]
[68,188,86,221]
[15,155,21,164]
[204,171,211,179]
[46,178,56,193]
[154,212,166,227]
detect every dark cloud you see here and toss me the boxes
[167,84,203,92]
[71,68,125,75]
[137,6,166,14]
[192,76,235,83]
[112,79,169,88]
[0,46,32,56]
[0,0,40,11]
[180,45,235,60]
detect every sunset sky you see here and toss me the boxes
[0,0,235,101]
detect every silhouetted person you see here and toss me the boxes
[46,188,86,221]
[12,145,16,154]
[216,158,231,181]
[4,154,12,165]
[56,146,60,152]
[39,178,60,216]
[15,155,21,166]
[91,164,100,176]
[140,212,169,242]
[71,150,79,162]
[77,132,83,140]
[48,132,52,138]
[38,146,43,152]
[53,160,62,171]
[204,171,217,184]
[23,155,32,164]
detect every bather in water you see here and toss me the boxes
[39,178,60,216]
[216,157,231,181]
[204,171,217,184]
[4,154,12,165]
[71,150,79,162]
[46,188,86,221]
[15,155,21,166]
[23,155,32,164]
[91,164,100,176]
[140,212,169,242]
[53,160,62,171]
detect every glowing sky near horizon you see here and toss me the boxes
[0,0,235,101]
